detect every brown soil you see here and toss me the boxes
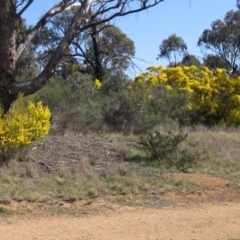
[0,196,240,240]
[0,135,240,240]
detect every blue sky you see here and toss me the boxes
[22,0,238,77]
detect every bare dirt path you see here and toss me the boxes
[0,200,240,240]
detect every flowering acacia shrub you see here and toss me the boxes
[94,79,102,89]
[132,65,240,126]
[0,96,51,150]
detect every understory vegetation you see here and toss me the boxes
[0,129,240,204]
[1,1,240,208]
[1,65,240,204]
[34,65,240,137]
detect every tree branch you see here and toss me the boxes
[16,0,76,61]
[12,0,164,95]
[80,0,164,32]
[11,0,92,96]
[17,0,34,17]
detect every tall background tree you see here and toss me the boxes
[0,0,164,112]
[180,54,201,67]
[202,54,229,70]
[157,34,188,67]
[84,25,135,81]
[38,7,135,82]
[198,10,240,73]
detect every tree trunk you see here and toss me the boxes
[0,0,163,112]
[0,0,91,113]
[0,0,17,111]
[91,24,102,81]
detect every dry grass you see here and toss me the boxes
[0,127,240,203]
[186,131,240,186]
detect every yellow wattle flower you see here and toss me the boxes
[94,79,102,89]
[0,96,51,149]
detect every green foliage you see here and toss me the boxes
[181,54,201,67]
[15,19,39,79]
[0,95,51,161]
[35,72,181,135]
[198,10,240,70]
[139,131,187,160]
[103,86,179,134]
[35,73,106,134]
[138,131,205,171]
[157,34,188,67]
[100,69,130,94]
[31,63,240,136]
[202,54,229,70]
[38,9,135,80]
[0,207,14,216]
[87,25,135,71]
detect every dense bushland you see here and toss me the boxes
[132,65,240,126]
[2,65,237,162]
[34,65,240,137]
[34,71,186,135]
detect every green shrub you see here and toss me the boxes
[138,131,205,171]
[34,73,105,134]
[34,72,184,135]
[103,87,180,134]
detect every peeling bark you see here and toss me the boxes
[16,0,75,61]
[0,0,16,82]
[0,0,164,112]
[0,0,92,112]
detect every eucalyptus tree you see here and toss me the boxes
[202,54,229,70]
[157,34,188,67]
[83,25,135,81]
[0,0,164,112]
[15,19,39,79]
[198,10,240,72]
[181,54,201,67]
[38,7,135,81]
